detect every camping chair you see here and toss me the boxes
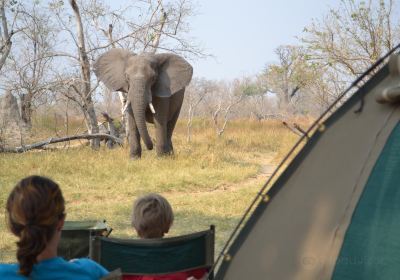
[90,225,215,279]
[58,220,112,260]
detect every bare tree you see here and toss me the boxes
[302,0,400,78]
[304,67,348,114]
[241,75,273,120]
[68,0,100,149]
[3,2,56,127]
[184,78,215,142]
[0,0,19,72]
[48,0,107,149]
[209,78,258,137]
[262,45,317,114]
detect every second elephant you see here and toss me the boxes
[94,49,193,158]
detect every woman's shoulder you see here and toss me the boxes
[69,258,104,268]
[0,264,27,279]
[0,258,108,280]
[0,263,18,271]
[68,258,109,277]
[34,257,108,279]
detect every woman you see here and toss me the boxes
[0,175,109,279]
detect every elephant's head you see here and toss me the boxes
[94,49,193,150]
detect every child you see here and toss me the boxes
[131,193,174,239]
[124,193,207,280]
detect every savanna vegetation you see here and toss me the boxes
[0,118,302,263]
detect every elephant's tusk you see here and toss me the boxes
[149,103,156,114]
[122,101,130,114]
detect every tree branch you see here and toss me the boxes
[0,0,13,71]
[0,133,123,153]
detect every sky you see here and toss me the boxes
[189,0,341,80]
[108,0,342,80]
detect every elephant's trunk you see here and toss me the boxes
[130,83,153,150]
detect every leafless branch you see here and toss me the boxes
[0,133,123,153]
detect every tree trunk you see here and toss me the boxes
[102,112,119,149]
[0,1,12,72]
[118,92,128,140]
[69,0,99,149]
[186,105,193,142]
[83,99,100,149]
[20,93,33,128]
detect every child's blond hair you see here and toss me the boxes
[131,193,174,238]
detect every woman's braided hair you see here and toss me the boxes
[6,176,65,277]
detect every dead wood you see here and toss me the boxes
[0,133,123,153]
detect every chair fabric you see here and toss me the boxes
[91,226,215,277]
[58,220,111,260]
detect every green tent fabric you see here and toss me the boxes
[332,122,400,279]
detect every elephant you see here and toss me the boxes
[94,49,193,158]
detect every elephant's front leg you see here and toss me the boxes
[154,117,171,156]
[166,89,184,154]
[127,106,142,159]
[166,104,181,154]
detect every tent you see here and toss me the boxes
[214,48,400,279]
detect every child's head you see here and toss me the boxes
[131,193,174,238]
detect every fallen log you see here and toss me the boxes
[0,133,123,153]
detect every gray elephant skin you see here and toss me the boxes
[94,49,193,158]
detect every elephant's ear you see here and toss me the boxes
[153,53,193,98]
[94,48,136,92]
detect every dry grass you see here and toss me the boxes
[0,119,301,263]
